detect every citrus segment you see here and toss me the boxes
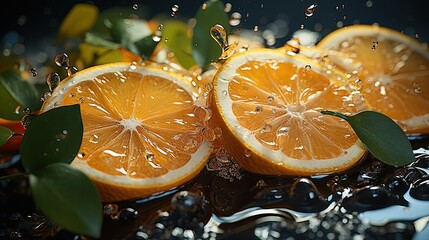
[41,62,211,202]
[317,24,429,134]
[212,49,367,176]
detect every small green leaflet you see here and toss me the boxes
[57,3,99,43]
[30,163,102,238]
[0,70,40,120]
[0,126,13,146]
[321,110,415,167]
[20,105,83,172]
[192,0,230,69]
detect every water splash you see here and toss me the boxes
[210,24,238,62]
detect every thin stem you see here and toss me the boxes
[320,110,349,120]
[0,172,29,180]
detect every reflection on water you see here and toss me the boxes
[0,136,429,239]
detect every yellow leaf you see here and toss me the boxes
[57,3,99,42]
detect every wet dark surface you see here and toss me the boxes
[1,137,429,239]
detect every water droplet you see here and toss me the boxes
[40,91,52,102]
[145,153,155,161]
[285,37,301,56]
[222,90,228,96]
[410,178,429,200]
[229,12,242,26]
[202,127,216,141]
[305,65,311,71]
[30,67,37,77]
[89,134,99,144]
[23,107,31,115]
[46,72,60,91]
[224,3,232,12]
[170,191,202,214]
[371,40,379,50]
[253,25,259,32]
[414,87,422,94]
[255,106,263,113]
[210,24,237,61]
[289,178,327,212]
[385,176,409,195]
[201,3,207,10]
[132,4,138,10]
[304,4,317,17]
[244,149,252,157]
[194,106,212,121]
[78,152,86,158]
[119,207,138,221]
[260,124,272,133]
[54,53,70,68]
[21,114,36,129]
[157,24,164,31]
[171,4,179,17]
[267,96,274,104]
[152,34,162,43]
[366,0,373,7]
[277,126,289,137]
[215,147,231,163]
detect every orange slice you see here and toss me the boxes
[211,48,367,176]
[317,24,429,134]
[41,62,211,202]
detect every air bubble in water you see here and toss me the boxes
[305,4,317,17]
[46,72,60,91]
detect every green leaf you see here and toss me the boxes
[57,3,99,42]
[321,110,415,167]
[110,19,153,55]
[84,32,121,49]
[0,70,40,120]
[162,20,196,69]
[20,105,83,172]
[0,126,13,146]
[30,163,102,238]
[192,0,229,68]
[134,34,159,59]
[92,6,150,36]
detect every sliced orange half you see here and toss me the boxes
[41,62,211,202]
[211,48,367,176]
[317,24,429,134]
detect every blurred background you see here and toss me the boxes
[2,0,429,60]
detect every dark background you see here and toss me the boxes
[2,0,429,54]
